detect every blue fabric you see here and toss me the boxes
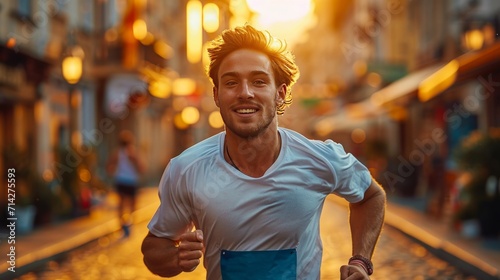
[220,248,297,280]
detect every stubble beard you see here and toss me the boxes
[224,106,277,140]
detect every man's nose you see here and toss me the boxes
[238,83,254,98]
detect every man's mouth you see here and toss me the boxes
[235,109,257,114]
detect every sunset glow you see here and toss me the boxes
[245,0,316,48]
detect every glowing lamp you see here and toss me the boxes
[203,3,219,33]
[187,0,203,63]
[62,56,83,84]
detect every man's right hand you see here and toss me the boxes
[177,230,204,272]
[142,229,204,277]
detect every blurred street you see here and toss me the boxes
[2,187,496,280]
[1,0,500,279]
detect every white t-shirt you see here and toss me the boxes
[114,149,140,185]
[148,128,371,279]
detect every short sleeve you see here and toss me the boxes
[147,160,194,240]
[325,140,372,203]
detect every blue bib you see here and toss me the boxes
[220,248,297,280]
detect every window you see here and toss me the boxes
[18,0,32,17]
[10,0,35,26]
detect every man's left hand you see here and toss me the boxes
[340,264,370,280]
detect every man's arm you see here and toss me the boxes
[141,230,204,277]
[341,179,386,279]
[350,179,386,258]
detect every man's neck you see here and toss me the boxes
[224,128,282,178]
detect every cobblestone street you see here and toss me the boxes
[2,0,500,279]
[15,198,477,280]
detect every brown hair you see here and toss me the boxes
[206,25,300,115]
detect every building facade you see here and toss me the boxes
[0,0,233,228]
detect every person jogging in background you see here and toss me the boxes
[107,129,145,237]
[142,25,386,280]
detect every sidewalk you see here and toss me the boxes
[1,187,499,279]
[385,197,500,280]
[0,187,160,278]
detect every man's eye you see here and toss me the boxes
[254,80,266,85]
[225,81,237,86]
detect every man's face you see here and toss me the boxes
[214,49,285,139]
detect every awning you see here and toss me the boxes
[370,63,445,107]
[314,112,373,136]
[313,99,386,136]
[419,42,500,102]
[311,64,446,135]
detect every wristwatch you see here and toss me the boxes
[349,254,374,275]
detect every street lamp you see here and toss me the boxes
[62,46,84,148]
[187,0,220,64]
[62,45,84,84]
[187,0,203,64]
[203,3,220,33]
[463,27,484,51]
[62,55,83,85]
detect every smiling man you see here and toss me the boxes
[141,25,386,280]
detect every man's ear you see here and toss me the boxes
[277,84,287,104]
[213,87,220,107]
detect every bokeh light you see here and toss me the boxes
[245,0,316,47]
[246,0,311,23]
[174,113,189,129]
[208,111,224,128]
[351,128,366,144]
[186,0,203,64]
[133,19,148,40]
[181,106,200,125]
[203,3,219,33]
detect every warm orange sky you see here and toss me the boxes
[245,0,317,48]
